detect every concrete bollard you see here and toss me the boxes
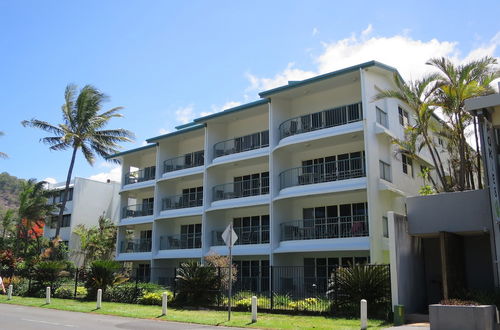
[7,284,13,300]
[251,296,257,323]
[360,299,367,330]
[96,289,102,309]
[46,287,51,304]
[161,292,168,316]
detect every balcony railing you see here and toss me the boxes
[122,202,154,218]
[214,130,269,158]
[212,226,270,246]
[124,167,156,185]
[163,150,204,173]
[379,160,392,182]
[279,157,365,190]
[278,102,362,140]
[161,192,203,210]
[159,233,201,250]
[119,238,152,253]
[212,177,269,201]
[280,216,369,241]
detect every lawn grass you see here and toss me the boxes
[0,295,390,329]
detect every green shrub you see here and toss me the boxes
[138,290,173,306]
[85,260,128,298]
[32,261,69,292]
[103,282,164,304]
[174,261,221,306]
[54,287,74,299]
[272,293,293,308]
[76,286,87,297]
[234,297,252,310]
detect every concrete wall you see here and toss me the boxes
[407,189,492,235]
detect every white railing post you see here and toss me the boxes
[96,289,102,309]
[7,284,13,300]
[361,299,367,330]
[45,287,51,304]
[162,292,168,316]
[251,296,257,323]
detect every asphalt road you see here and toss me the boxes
[0,304,236,330]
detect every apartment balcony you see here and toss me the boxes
[211,226,270,246]
[162,151,204,179]
[212,131,269,164]
[119,238,152,253]
[159,233,202,250]
[123,167,156,189]
[209,177,270,211]
[279,157,365,192]
[158,192,203,219]
[121,202,154,223]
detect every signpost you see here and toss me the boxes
[221,223,238,321]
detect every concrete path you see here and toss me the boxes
[0,304,243,330]
[384,323,430,329]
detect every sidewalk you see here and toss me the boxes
[385,323,430,329]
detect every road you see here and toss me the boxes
[0,304,238,330]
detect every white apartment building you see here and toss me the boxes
[110,61,446,285]
[44,177,121,266]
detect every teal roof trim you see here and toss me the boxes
[193,99,269,123]
[258,60,399,97]
[146,124,204,143]
[175,122,198,130]
[106,144,156,159]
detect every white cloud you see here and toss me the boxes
[158,128,171,135]
[140,140,148,146]
[43,177,57,184]
[175,105,195,124]
[88,165,122,183]
[245,27,500,91]
[312,27,319,37]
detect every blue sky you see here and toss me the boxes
[1,1,499,183]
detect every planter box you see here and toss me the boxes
[429,304,497,330]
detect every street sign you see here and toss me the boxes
[222,224,238,247]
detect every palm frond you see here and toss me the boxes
[21,119,64,135]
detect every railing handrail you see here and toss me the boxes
[278,102,362,139]
[213,130,269,158]
[161,192,203,210]
[124,167,156,185]
[123,202,154,210]
[119,238,152,253]
[213,130,269,148]
[279,157,363,176]
[159,233,202,250]
[163,150,204,173]
[212,176,269,201]
[212,177,269,189]
[212,225,269,245]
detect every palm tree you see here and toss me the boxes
[373,73,450,192]
[1,209,16,239]
[427,56,500,190]
[22,84,134,238]
[0,131,8,159]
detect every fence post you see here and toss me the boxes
[7,284,13,300]
[251,296,257,323]
[134,268,139,303]
[96,289,102,309]
[360,299,367,330]
[269,265,274,311]
[74,268,79,299]
[45,287,51,304]
[161,292,168,316]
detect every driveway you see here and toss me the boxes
[0,304,242,330]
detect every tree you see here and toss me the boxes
[0,209,16,240]
[72,215,117,268]
[22,84,134,238]
[0,131,7,159]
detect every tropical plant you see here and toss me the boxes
[85,260,127,298]
[32,260,69,290]
[0,209,16,240]
[72,215,117,267]
[138,290,173,306]
[174,261,221,306]
[0,131,8,159]
[22,84,134,238]
[328,265,390,318]
[103,282,162,304]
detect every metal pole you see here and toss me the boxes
[228,223,232,321]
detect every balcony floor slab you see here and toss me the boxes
[208,147,269,168]
[157,207,203,220]
[116,252,152,261]
[159,166,204,182]
[118,215,154,226]
[274,236,369,254]
[274,177,367,201]
[207,194,270,211]
[155,248,202,259]
[208,244,271,256]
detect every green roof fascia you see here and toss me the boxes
[175,121,199,130]
[145,124,204,143]
[105,144,156,159]
[258,60,400,97]
[193,99,269,123]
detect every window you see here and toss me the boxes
[304,258,339,293]
[53,188,73,204]
[61,215,71,227]
[181,186,203,207]
[234,171,269,197]
[382,216,389,238]
[398,107,409,127]
[233,215,269,244]
[137,264,150,283]
[376,107,388,128]
[438,137,444,147]
[402,154,413,177]
[379,160,391,182]
[180,224,202,248]
[300,151,364,185]
[234,260,269,292]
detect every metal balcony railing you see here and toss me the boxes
[122,202,154,218]
[119,238,152,253]
[214,130,269,158]
[212,226,270,246]
[279,157,365,190]
[212,177,269,201]
[280,215,369,241]
[159,233,202,250]
[124,167,156,185]
[163,150,204,173]
[278,102,362,140]
[161,192,203,210]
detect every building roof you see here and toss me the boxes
[145,123,205,143]
[105,143,156,159]
[192,99,269,123]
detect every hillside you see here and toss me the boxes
[0,172,24,210]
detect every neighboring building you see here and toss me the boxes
[108,61,450,286]
[44,177,121,266]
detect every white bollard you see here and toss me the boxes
[96,289,102,309]
[161,292,168,316]
[7,284,13,300]
[360,299,367,330]
[46,287,51,304]
[251,296,257,323]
